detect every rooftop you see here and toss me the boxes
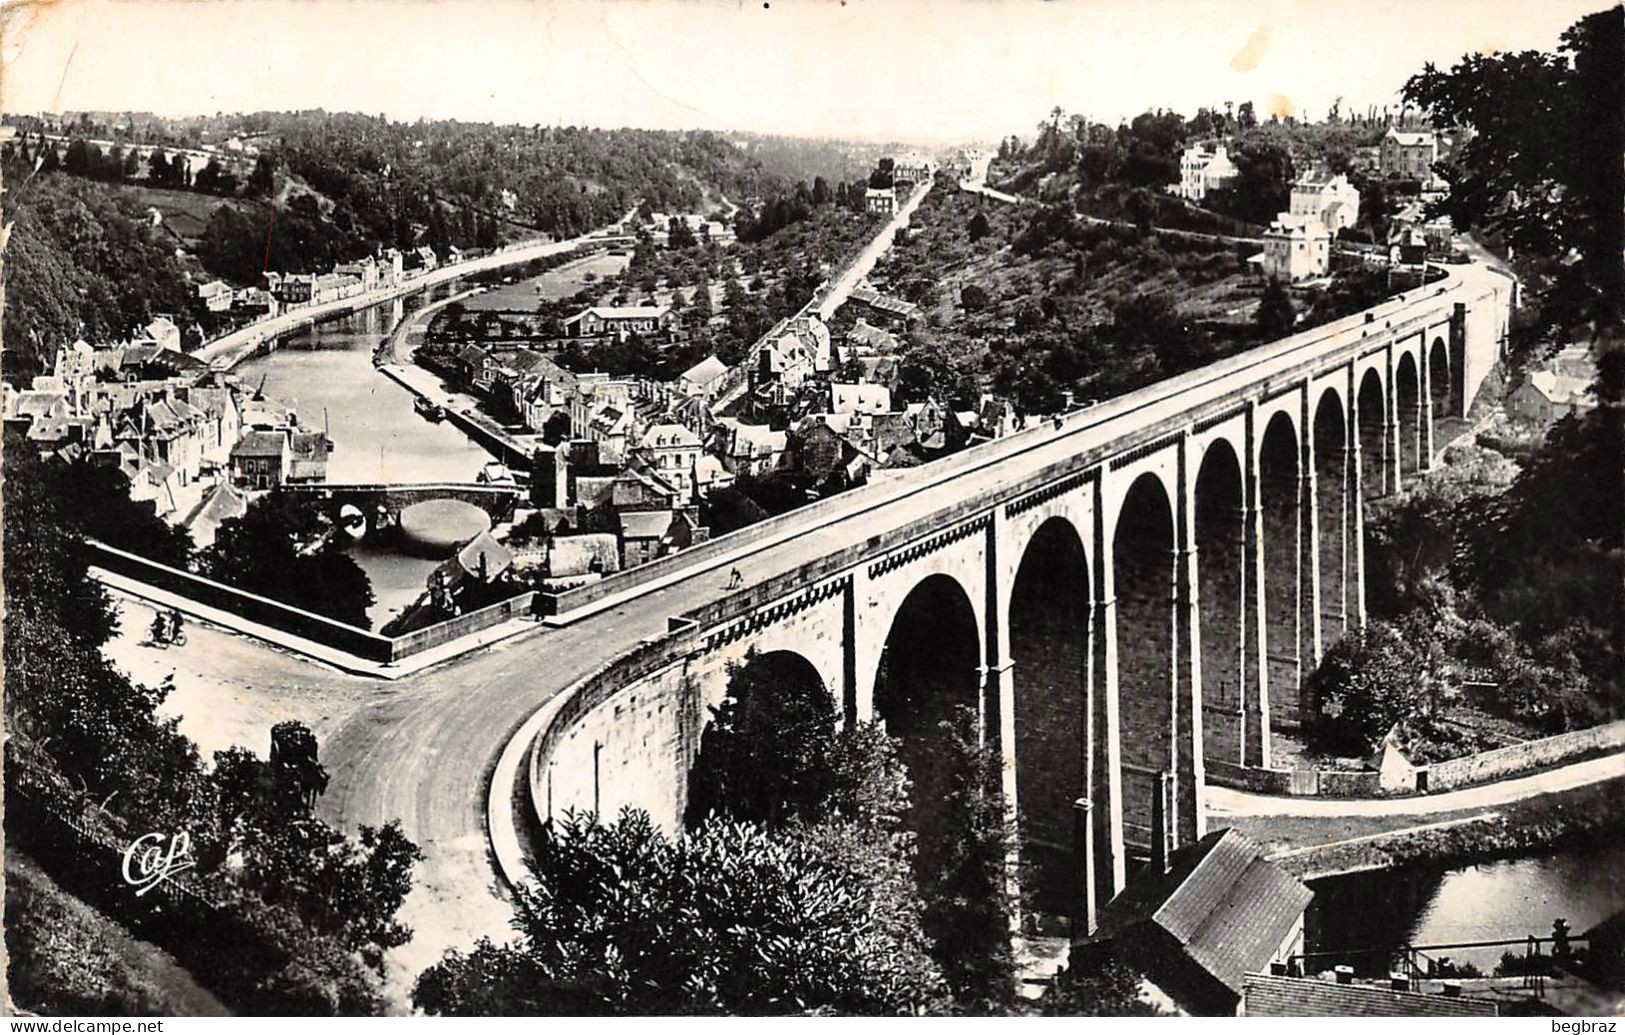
[1241,974,1499,1017]
[1090,828,1313,997]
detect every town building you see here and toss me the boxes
[679,354,730,400]
[229,429,292,489]
[334,257,379,291]
[379,248,405,286]
[892,154,934,186]
[1260,217,1332,282]
[829,382,892,416]
[711,418,787,478]
[635,423,704,505]
[275,274,317,305]
[1380,128,1438,180]
[1507,370,1596,423]
[197,279,234,312]
[414,245,439,271]
[1288,171,1361,234]
[865,187,897,216]
[616,508,705,569]
[562,305,674,339]
[1177,142,1238,202]
[845,286,920,326]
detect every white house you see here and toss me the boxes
[1177,142,1238,202]
[1260,216,1331,282]
[1288,171,1361,234]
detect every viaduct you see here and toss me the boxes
[521,263,1516,935]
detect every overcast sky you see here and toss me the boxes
[1,0,1607,143]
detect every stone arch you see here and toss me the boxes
[1259,411,1303,731]
[1193,437,1246,768]
[1111,473,1175,857]
[1009,516,1090,921]
[874,572,982,880]
[1396,350,1423,477]
[1313,390,1350,653]
[1429,335,1453,425]
[1357,368,1387,500]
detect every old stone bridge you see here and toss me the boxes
[279,482,522,528]
[521,263,1515,935]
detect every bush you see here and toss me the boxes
[1307,619,1447,755]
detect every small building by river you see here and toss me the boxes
[1077,827,1313,1016]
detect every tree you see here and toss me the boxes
[1403,8,1624,355]
[1306,619,1446,756]
[684,650,837,830]
[199,492,375,627]
[1236,100,1258,131]
[1254,277,1295,340]
[667,215,697,249]
[412,808,945,1015]
[917,708,1017,1011]
[968,210,991,243]
[249,153,276,195]
[960,284,991,311]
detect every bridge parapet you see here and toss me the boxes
[278,482,523,523]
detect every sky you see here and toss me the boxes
[1,0,1610,144]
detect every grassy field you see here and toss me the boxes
[460,252,631,311]
[4,849,229,1017]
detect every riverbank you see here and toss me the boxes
[193,210,633,371]
[1235,774,1625,881]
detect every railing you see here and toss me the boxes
[541,268,1498,618]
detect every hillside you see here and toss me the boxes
[866,187,1268,413]
[0,169,207,373]
[865,184,1404,416]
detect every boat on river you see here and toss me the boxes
[414,396,446,422]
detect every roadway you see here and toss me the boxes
[1206,752,1625,819]
[815,179,934,321]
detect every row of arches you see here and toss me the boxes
[719,336,1460,932]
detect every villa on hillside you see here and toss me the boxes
[1288,171,1362,234]
[1177,142,1238,202]
[1380,128,1438,180]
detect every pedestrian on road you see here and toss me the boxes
[728,568,743,589]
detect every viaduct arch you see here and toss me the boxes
[527,268,1513,937]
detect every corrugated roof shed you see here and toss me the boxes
[1092,828,1313,996]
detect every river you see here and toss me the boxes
[232,283,494,629]
[1305,841,1625,976]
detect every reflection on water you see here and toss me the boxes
[1307,841,1625,975]
[233,285,488,629]
[234,286,490,485]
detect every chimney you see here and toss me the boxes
[1389,972,1410,992]
[1441,980,1462,998]
[1334,966,1354,985]
[1151,770,1172,875]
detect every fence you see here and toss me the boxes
[87,540,534,666]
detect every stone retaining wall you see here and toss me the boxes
[1422,719,1625,792]
[1207,719,1625,799]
